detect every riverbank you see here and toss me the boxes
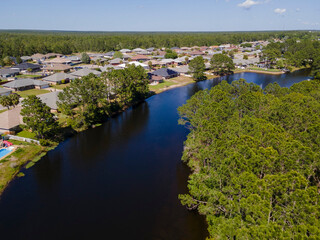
[0,140,55,196]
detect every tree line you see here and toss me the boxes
[0,30,319,59]
[20,65,149,142]
[178,79,320,239]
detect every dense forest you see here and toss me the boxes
[178,79,320,239]
[0,30,319,58]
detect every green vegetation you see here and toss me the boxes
[16,130,37,139]
[0,140,48,194]
[18,89,50,98]
[149,80,177,92]
[210,53,235,75]
[164,49,178,59]
[21,95,59,139]
[247,67,283,72]
[1,31,318,60]
[15,74,42,78]
[81,52,90,64]
[58,65,149,130]
[188,56,206,81]
[0,94,19,109]
[178,79,320,239]
[262,39,320,73]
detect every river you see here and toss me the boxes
[0,70,311,240]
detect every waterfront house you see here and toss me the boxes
[151,68,179,79]
[38,91,61,112]
[0,106,23,134]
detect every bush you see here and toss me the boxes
[39,139,50,146]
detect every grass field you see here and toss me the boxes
[15,74,42,79]
[0,140,46,194]
[16,130,36,139]
[149,76,194,94]
[247,67,282,72]
[52,83,70,90]
[18,89,50,98]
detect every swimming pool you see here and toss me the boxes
[0,148,13,159]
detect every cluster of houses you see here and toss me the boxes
[0,40,270,133]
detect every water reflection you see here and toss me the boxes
[0,70,311,240]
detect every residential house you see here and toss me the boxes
[38,91,61,112]
[0,106,23,134]
[170,65,190,76]
[31,53,46,62]
[118,61,149,70]
[0,68,20,78]
[109,58,123,65]
[131,55,151,62]
[3,79,49,91]
[43,64,73,73]
[0,88,12,96]
[11,63,41,72]
[120,49,132,53]
[20,56,32,62]
[151,68,179,79]
[45,57,71,65]
[189,50,205,56]
[147,73,163,85]
[43,73,76,85]
[71,68,101,78]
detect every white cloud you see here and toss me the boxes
[238,0,259,9]
[274,8,286,14]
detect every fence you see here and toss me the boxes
[6,135,40,145]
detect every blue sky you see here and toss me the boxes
[0,0,319,31]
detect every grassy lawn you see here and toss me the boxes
[0,109,7,114]
[52,83,70,90]
[248,67,282,72]
[15,74,42,79]
[149,80,177,93]
[0,140,48,194]
[18,89,50,98]
[16,130,36,139]
[149,76,195,94]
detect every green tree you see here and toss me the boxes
[21,95,58,139]
[243,54,248,60]
[178,79,320,239]
[113,51,123,59]
[0,94,20,109]
[58,74,110,129]
[164,49,178,59]
[210,53,235,75]
[188,56,206,81]
[81,52,91,64]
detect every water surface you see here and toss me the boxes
[0,70,310,240]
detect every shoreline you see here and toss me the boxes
[0,68,307,197]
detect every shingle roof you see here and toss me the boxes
[0,68,20,76]
[71,68,101,77]
[2,79,48,89]
[152,68,179,77]
[0,106,22,131]
[43,73,76,82]
[11,63,41,71]
[38,91,61,110]
[0,88,12,95]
